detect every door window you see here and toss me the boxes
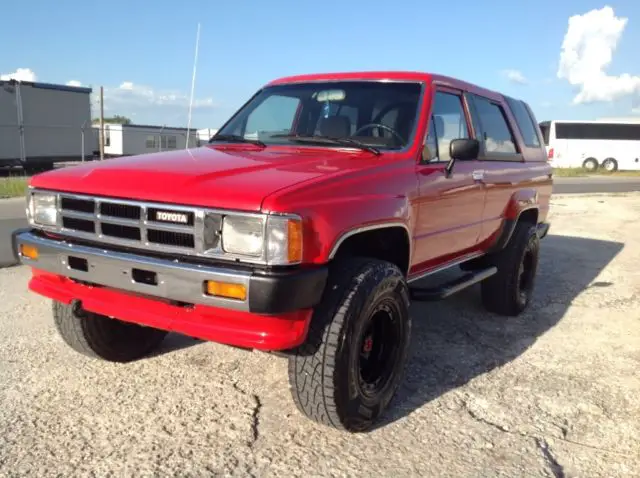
[427,92,470,162]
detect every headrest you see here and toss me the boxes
[319,115,351,138]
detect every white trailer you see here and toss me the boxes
[196,128,217,146]
[0,79,93,172]
[539,119,640,171]
[93,123,199,158]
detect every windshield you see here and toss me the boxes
[214,81,423,151]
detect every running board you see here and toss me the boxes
[409,266,497,302]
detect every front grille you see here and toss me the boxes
[57,193,204,254]
[100,202,141,220]
[61,197,94,214]
[62,216,95,233]
[147,229,195,248]
[101,223,142,241]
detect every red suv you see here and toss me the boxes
[13,71,552,432]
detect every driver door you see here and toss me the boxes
[411,88,486,273]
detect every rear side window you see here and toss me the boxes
[506,98,541,148]
[471,95,518,155]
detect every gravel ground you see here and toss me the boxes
[1,193,639,477]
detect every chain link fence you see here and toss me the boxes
[0,123,202,171]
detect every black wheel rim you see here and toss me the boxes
[356,300,402,400]
[518,243,536,302]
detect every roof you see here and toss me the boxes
[265,70,502,100]
[267,70,433,85]
[0,79,92,94]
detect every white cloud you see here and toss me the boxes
[92,81,216,123]
[100,81,215,109]
[0,68,37,82]
[1,67,215,124]
[557,6,640,104]
[501,69,527,84]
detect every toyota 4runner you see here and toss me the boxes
[12,71,552,432]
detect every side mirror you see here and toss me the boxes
[450,138,479,161]
[445,138,480,177]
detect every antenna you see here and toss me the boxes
[185,22,201,147]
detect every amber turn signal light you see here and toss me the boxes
[287,219,303,263]
[205,281,247,301]
[20,244,39,260]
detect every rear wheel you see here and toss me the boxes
[480,221,540,316]
[52,301,168,362]
[288,257,411,432]
[582,158,598,172]
[602,157,618,172]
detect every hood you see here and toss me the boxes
[30,145,369,211]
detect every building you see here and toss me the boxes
[93,123,199,158]
[0,79,93,171]
[196,128,217,146]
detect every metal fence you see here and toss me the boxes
[0,123,204,168]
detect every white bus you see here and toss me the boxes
[538,119,640,171]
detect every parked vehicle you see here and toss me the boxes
[13,71,552,432]
[539,119,640,171]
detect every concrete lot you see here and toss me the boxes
[1,193,639,477]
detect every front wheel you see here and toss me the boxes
[288,257,412,432]
[53,301,168,362]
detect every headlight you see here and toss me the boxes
[29,192,58,226]
[219,213,303,264]
[222,216,264,256]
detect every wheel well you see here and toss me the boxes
[331,227,410,276]
[518,208,539,226]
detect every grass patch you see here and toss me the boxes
[552,167,640,177]
[0,177,29,198]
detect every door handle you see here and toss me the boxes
[472,170,485,181]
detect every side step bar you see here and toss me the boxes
[409,266,497,302]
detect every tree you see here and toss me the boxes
[92,115,132,125]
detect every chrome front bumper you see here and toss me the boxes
[12,230,327,314]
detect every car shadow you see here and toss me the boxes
[148,332,205,358]
[377,234,624,429]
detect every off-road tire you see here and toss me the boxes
[52,301,168,362]
[288,257,411,432]
[480,221,540,316]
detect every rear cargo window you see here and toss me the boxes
[506,98,541,148]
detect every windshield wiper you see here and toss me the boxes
[271,134,380,155]
[209,134,266,148]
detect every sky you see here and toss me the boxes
[2,1,640,128]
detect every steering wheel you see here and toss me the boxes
[353,123,405,145]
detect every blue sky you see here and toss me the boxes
[2,1,640,128]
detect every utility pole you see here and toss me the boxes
[99,86,105,160]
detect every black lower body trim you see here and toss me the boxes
[249,267,328,314]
